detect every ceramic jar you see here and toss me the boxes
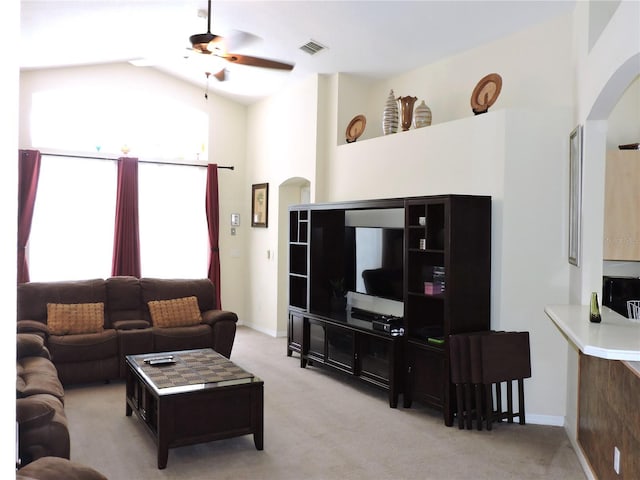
[397,95,417,131]
[382,89,399,135]
[413,100,432,128]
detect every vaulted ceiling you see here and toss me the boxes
[20,1,575,104]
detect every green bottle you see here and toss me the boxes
[590,292,602,323]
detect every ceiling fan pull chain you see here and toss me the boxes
[205,72,210,100]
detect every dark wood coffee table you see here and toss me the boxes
[125,348,263,469]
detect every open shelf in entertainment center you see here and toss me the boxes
[287,194,491,426]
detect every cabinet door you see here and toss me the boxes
[326,326,354,372]
[358,335,390,384]
[288,312,304,355]
[604,150,640,260]
[406,343,445,407]
[308,320,326,362]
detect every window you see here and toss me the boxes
[31,88,208,161]
[138,162,209,278]
[28,84,212,280]
[29,155,117,281]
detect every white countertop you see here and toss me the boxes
[545,304,640,362]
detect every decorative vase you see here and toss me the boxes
[382,89,399,135]
[413,100,432,128]
[397,95,417,131]
[589,292,602,323]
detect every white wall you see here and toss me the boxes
[607,75,640,151]
[243,75,319,335]
[563,0,640,459]
[363,13,574,130]
[18,63,250,322]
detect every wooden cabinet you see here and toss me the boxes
[603,150,640,260]
[286,195,491,422]
[403,195,491,425]
[297,313,403,408]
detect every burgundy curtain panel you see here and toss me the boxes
[17,149,42,284]
[111,157,141,277]
[206,164,222,309]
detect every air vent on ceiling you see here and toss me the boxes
[299,39,327,55]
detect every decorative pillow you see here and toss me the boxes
[46,303,105,335]
[148,296,202,328]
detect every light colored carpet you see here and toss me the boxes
[64,326,586,479]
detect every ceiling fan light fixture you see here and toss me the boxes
[207,39,223,53]
[190,32,220,53]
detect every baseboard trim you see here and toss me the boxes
[240,323,278,338]
[525,414,564,426]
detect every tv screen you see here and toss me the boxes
[345,227,404,302]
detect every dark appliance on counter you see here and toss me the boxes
[602,276,640,318]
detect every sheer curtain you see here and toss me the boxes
[138,162,208,278]
[29,155,117,281]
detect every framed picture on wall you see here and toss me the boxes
[568,125,583,266]
[251,183,269,228]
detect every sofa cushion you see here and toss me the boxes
[17,356,65,400]
[17,456,107,480]
[148,296,203,328]
[141,277,216,315]
[105,276,143,325]
[47,303,104,335]
[16,397,56,431]
[47,329,118,363]
[17,334,47,360]
[152,324,212,352]
[18,278,106,324]
[16,394,70,466]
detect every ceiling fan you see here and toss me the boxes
[189,0,294,81]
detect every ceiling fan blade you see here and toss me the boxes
[219,54,294,71]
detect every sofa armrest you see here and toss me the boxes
[17,320,49,339]
[201,309,238,326]
[202,310,237,358]
[112,319,151,330]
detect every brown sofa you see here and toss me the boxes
[17,277,238,385]
[17,334,108,478]
[17,457,107,480]
[16,333,70,467]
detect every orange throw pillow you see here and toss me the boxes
[47,302,105,335]
[148,296,202,328]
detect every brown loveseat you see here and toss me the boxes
[17,277,238,385]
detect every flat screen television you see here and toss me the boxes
[344,226,404,302]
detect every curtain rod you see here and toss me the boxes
[39,152,234,170]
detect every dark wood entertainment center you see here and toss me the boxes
[287,195,491,426]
